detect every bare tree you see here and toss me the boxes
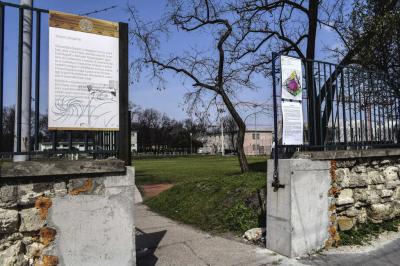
[129,0,264,172]
[227,0,400,145]
[228,0,353,144]
[1,106,15,152]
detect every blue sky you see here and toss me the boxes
[2,0,342,127]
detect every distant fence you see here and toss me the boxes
[0,2,131,165]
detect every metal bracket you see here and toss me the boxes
[272,170,285,192]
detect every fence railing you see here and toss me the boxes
[272,53,400,153]
[271,53,400,191]
[0,1,131,165]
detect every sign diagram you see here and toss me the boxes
[280,55,304,145]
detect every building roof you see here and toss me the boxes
[245,126,273,132]
[202,128,273,137]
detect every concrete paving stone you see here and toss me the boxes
[134,203,305,266]
[136,215,175,230]
[135,210,160,219]
[135,204,155,215]
[235,259,302,266]
[136,224,208,249]
[135,197,400,266]
[138,243,206,266]
[135,209,165,218]
[300,238,400,266]
[185,236,285,266]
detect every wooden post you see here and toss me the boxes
[118,22,131,166]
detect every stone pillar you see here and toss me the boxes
[0,159,136,266]
[266,159,331,257]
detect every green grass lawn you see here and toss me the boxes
[134,155,267,185]
[134,155,268,234]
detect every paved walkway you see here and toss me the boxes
[135,201,400,266]
[300,238,400,266]
[135,204,400,266]
[135,203,301,266]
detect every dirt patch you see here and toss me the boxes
[140,183,174,198]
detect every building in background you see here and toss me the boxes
[243,127,273,156]
[198,133,235,154]
[198,127,273,155]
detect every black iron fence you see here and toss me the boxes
[0,1,131,165]
[271,52,400,190]
[272,53,400,153]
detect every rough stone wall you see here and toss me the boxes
[0,162,135,266]
[331,157,400,233]
[0,178,68,266]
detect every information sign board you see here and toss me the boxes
[48,11,119,130]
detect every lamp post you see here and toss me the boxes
[217,106,225,156]
[221,120,224,156]
[190,132,193,154]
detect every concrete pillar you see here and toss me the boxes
[14,0,33,161]
[266,159,331,257]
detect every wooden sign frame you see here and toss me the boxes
[49,11,119,38]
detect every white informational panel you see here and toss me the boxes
[282,101,303,145]
[280,55,304,145]
[48,12,119,131]
[280,55,303,101]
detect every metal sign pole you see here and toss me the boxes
[14,0,33,161]
[271,52,284,191]
[118,22,131,166]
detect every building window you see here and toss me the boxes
[252,144,260,151]
[252,133,260,140]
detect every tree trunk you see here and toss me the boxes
[236,122,249,173]
[305,0,319,145]
[219,89,249,173]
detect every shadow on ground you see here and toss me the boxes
[136,228,167,266]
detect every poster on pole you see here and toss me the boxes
[280,55,303,144]
[48,11,119,131]
[281,101,303,145]
[280,55,303,101]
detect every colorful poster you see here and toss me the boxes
[282,101,303,145]
[48,11,119,131]
[280,55,303,101]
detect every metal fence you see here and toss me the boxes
[272,53,400,153]
[271,53,400,191]
[0,1,131,165]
